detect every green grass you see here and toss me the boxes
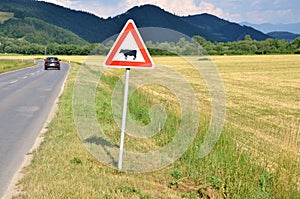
[0,59,34,74]
[15,55,299,198]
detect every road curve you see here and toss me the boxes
[0,61,70,198]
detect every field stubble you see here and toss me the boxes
[0,11,14,24]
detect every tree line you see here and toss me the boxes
[1,35,300,56]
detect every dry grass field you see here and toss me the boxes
[216,55,299,167]
[3,54,299,198]
[214,55,300,193]
[0,11,14,24]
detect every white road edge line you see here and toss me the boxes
[9,80,18,84]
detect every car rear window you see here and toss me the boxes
[46,57,59,61]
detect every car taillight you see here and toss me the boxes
[45,60,49,63]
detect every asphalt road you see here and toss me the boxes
[0,61,70,197]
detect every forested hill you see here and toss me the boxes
[0,17,88,45]
[182,14,269,41]
[0,0,271,43]
[267,31,300,41]
[0,0,105,43]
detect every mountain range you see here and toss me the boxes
[241,22,300,41]
[241,22,300,35]
[0,0,299,45]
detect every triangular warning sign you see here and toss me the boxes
[103,19,154,69]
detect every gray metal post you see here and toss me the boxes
[118,68,130,170]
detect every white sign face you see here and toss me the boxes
[111,32,146,62]
[103,19,154,69]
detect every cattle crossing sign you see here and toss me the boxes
[103,19,154,170]
[103,19,154,69]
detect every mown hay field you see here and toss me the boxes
[0,11,14,24]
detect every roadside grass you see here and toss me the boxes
[15,55,299,198]
[0,59,34,74]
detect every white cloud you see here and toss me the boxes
[38,0,75,8]
[124,0,224,16]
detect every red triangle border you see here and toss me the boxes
[104,19,154,69]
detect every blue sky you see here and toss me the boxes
[40,0,300,24]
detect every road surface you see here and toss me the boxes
[0,61,70,197]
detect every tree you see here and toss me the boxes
[291,37,300,49]
[244,34,252,42]
[192,35,207,46]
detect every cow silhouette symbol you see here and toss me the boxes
[119,49,137,60]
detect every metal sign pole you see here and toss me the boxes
[118,68,131,170]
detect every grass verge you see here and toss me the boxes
[0,59,34,74]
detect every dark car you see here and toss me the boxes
[44,56,61,70]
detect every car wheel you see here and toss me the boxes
[58,67,61,70]
[44,67,48,70]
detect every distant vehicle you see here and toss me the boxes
[44,56,61,70]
